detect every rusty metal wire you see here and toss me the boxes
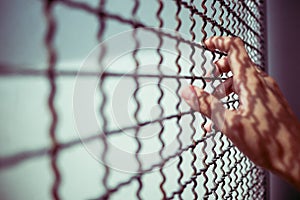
[0,0,268,199]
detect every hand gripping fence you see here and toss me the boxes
[0,0,268,199]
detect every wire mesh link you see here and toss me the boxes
[43,0,61,199]
[188,1,198,199]
[131,1,143,199]
[96,0,111,199]
[0,0,268,199]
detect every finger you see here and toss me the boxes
[204,36,247,54]
[192,86,215,117]
[204,36,254,77]
[212,77,234,98]
[181,85,235,130]
[181,85,220,118]
[193,85,236,133]
[214,56,230,75]
[181,85,214,117]
[205,57,229,82]
[181,85,200,111]
[204,121,212,133]
[181,85,238,135]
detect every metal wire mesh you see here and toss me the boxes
[0,0,268,199]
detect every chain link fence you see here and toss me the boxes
[0,0,268,199]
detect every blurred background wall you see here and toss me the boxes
[267,0,300,199]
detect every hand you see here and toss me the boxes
[181,36,300,189]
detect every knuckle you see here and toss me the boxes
[233,37,244,45]
[232,37,244,46]
[211,36,218,40]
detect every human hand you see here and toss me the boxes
[181,36,300,189]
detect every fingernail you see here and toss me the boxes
[204,122,212,132]
[181,85,200,111]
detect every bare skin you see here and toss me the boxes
[181,36,300,190]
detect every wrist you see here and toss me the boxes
[271,120,300,190]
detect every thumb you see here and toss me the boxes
[181,85,220,118]
[181,85,235,133]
